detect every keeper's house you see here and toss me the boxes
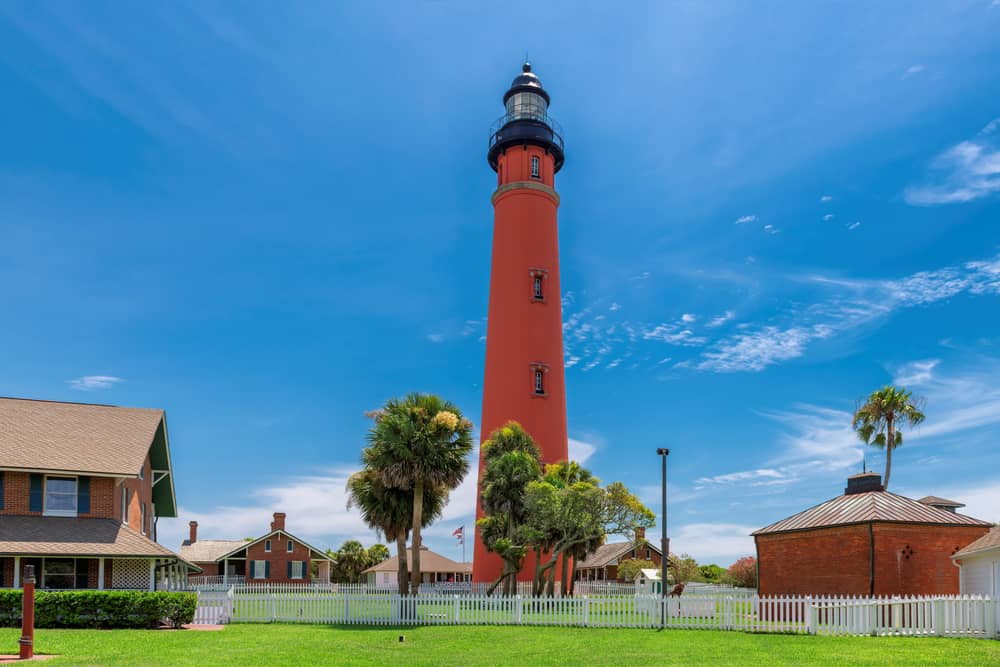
[180,513,333,585]
[0,397,199,590]
[753,472,991,597]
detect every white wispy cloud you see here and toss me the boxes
[680,313,697,323]
[903,64,925,78]
[568,437,597,465]
[735,215,757,224]
[707,311,734,328]
[820,195,833,202]
[672,523,757,565]
[609,302,621,312]
[427,333,445,343]
[67,375,124,391]
[695,469,784,487]
[892,358,940,386]
[697,325,832,372]
[904,117,1000,205]
[847,221,861,230]
[822,214,834,221]
[763,224,779,234]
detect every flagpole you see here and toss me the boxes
[462,524,466,564]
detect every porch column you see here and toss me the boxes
[223,559,229,585]
[148,560,156,591]
[98,559,105,590]
[13,557,20,588]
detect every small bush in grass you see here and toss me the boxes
[0,590,197,629]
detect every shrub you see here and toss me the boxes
[0,590,198,629]
[726,556,757,588]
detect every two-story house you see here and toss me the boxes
[0,397,199,590]
[180,513,332,585]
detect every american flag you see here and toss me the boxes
[452,526,464,544]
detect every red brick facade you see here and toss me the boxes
[245,533,314,583]
[757,522,990,596]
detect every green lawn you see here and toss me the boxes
[2,625,999,666]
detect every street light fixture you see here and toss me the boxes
[656,448,670,601]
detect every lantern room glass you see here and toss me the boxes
[505,92,547,122]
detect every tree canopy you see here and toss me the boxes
[852,385,926,489]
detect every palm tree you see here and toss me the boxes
[346,468,446,594]
[852,385,926,490]
[363,393,473,594]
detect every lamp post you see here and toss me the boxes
[656,448,670,599]
[20,564,35,660]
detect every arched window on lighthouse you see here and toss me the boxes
[530,156,540,179]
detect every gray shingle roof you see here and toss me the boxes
[754,490,991,535]
[577,540,661,569]
[179,539,247,563]
[0,516,195,567]
[0,397,163,477]
[363,547,470,574]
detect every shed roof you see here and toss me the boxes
[753,490,990,536]
[0,516,198,569]
[952,525,1000,559]
[363,547,470,574]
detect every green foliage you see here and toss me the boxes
[0,590,196,629]
[852,385,926,489]
[617,558,656,581]
[325,540,396,584]
[367,544,390,565]
[669,553,702,584]
[699,564,726,583]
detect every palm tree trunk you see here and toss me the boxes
[395,534,409,595]
[410,480,424,595]
[884,415,895,490]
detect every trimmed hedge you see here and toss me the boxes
[0,590,197,629]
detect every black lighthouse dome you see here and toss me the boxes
[488,63,564,173]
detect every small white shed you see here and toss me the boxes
[633,568,662,595]
[953,526,1000,597]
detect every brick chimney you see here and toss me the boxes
[271,512,287,532]
[188,521,198,544]
[635,526,646,542]
[845,472,884,495]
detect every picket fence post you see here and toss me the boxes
[986,598,997,640]
[933,597,945,636]
[454,595,460,624]
[515,595,523,624]
[804,596,814,634]
[582,596,590,627]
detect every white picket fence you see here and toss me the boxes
[192,589,999,638]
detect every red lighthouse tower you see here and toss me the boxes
[473,64,568,583]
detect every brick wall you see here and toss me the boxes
[871,524,989,595]
[113,454,154,535]
[757,524,873,596]
[245,533,314,582]
[757,522,991,596]
[0,471,115,519]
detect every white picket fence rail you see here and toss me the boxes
[193,590,999,638]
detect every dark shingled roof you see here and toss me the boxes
[753,490,991,536]
[952,525,1000,559]
[0,516,197,569]
[577,540,662,569]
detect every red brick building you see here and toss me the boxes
[0,397,198,590]
[180,512,332,585]
[754,472,991,597]
[575,529,664,582]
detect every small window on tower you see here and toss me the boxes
[534,369,545,395]
[533,275,544,300]
[530,156,540,179]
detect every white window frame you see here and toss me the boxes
[291,560,304,580]
[287,540,294,553]
[140,503,147,535]
[121,486,129,525]
[530,155,540,179]
[253,560,266,579]
[265,539,272,553]
[43,476,78,517]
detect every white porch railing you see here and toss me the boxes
[191,589,999,638]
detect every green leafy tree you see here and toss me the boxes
[346,468,446,593]
[699,564,726,583]
[367,544,390,566]
[669,553,702,584]
[363,393,474,594]
[476,422,543,595]
[852,385,926,490]
[726,556,757,588]
[617,558,656,582]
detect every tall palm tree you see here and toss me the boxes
[363,393,473,594]
[852,385,926,490]
[346,468,446,594]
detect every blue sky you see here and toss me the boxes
[2,2,999,566]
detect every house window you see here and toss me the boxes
[291,561,304,579]
[530,155,540,179]
[534,370,545,395]
[41,558,87,589]
[138,465,144,481]
[287,540,295,553]
[44,477,77,517]
[253,560,266,579]
[265,539,272,553]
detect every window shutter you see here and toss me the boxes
[287,561,292,579]
[264,560,270,579]
[0,472,4,510]
[77,476,91,514]
[29,474,43,512]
